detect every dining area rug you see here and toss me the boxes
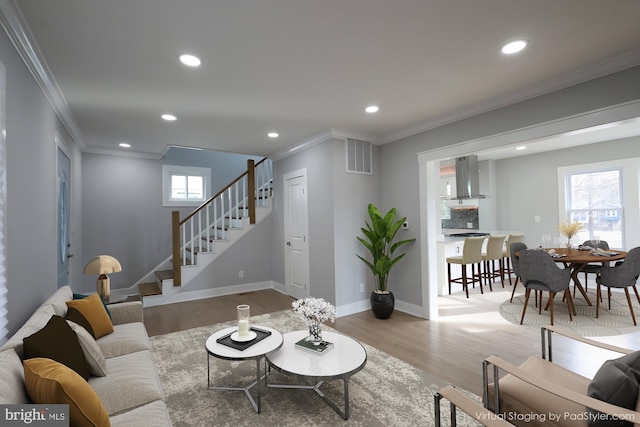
[500,289,640,336]
[150,310,482,426]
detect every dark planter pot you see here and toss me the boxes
[370,291,395,319]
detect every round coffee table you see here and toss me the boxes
[265,330,367,420]
[205,325,283,413]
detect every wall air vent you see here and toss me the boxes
[346,139,372,175]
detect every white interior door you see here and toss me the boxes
[284,169,309,299]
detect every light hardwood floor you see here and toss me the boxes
[143,284,640,396]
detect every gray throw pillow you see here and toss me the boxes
[586,351,640,427]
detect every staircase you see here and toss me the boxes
[137,158,273,307]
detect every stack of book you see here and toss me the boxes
[295,337,334,355]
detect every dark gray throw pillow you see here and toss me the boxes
[23,314,91,381]
[586,351,640,427]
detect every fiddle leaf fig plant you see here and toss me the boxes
[356,203,416,293]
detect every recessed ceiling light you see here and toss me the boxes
[179,54,201,67]
[161,114,177,121]
[502,40,528,54]
[365,105,379,114]
[119,142,131,148]
[516,146,526,151]
[267,132,279,138]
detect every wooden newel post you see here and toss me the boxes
[171,211,182,286]
[248,159,256,224]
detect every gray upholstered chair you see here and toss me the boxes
[580,239,610,294]
[508,242,527,303]
[501,233,524,285]
[446,236,486,298]
[518,249,574,325]
[596,246,640,325]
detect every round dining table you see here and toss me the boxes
[543,248,626,306]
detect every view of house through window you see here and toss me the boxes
[566,168,623,248]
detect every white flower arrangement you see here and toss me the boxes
[292,297,336,324]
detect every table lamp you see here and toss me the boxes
[84,255,122,302]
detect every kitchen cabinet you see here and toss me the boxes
[436,239,464,295]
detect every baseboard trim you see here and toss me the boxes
[142,281,274,307]
[138,280,424,318]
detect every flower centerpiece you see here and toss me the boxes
[292,297,336,344]
[556,221,584,249]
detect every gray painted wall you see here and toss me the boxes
[495,136,640,248]
[271,139,382,308]
[178,217,272,292]
[81,148,263,292]
[1,30,84,335]
[331,140,382,307]
[379,66,640,310]
[272,140,336,303]
[3,14,640,339]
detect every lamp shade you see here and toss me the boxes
[84,255,122,275]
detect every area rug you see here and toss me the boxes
[500,289,640,336]
[150,310,482,426]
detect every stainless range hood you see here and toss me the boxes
[453,155,486,199]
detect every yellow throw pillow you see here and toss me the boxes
[24,358,110,427]
[66,293,114,339]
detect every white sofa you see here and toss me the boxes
[0,286,172,426]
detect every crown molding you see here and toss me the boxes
[269,128,376,161]
[0,0,86,150]
[82,145,163,160]
[380,48,640,145]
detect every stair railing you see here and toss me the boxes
[171,158,272,286]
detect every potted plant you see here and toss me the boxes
[356,203,415,318]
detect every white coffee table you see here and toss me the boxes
[265,330,367,419]
[205,325,283,413]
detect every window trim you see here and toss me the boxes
[558,158,640,250]
[162,165,211,207]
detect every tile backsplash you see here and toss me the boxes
[441,207,479,230]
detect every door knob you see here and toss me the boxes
[286,241,291,246]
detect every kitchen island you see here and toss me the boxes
[436,230,525,296]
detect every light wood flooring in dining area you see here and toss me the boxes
[143,282,640,397]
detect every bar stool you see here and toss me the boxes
[482,235,507,289]
[446,236,486,298]
[502,234,525,285]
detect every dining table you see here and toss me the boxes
[539,247,627,306]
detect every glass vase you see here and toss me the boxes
[565,236,573,250]
[307,320,323,344]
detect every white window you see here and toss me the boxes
[566,167,623,247]
[162,165,210,206]
[557,158,640,250]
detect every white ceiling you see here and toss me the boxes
[11,0,640,158]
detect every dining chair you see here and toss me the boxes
[580,239,610,294]
[501,233,525,285]
[595,246,640,326]
[482,235,507,289]
[446,236,486,298]
[508,242,527,303]
[518,249,574,325]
